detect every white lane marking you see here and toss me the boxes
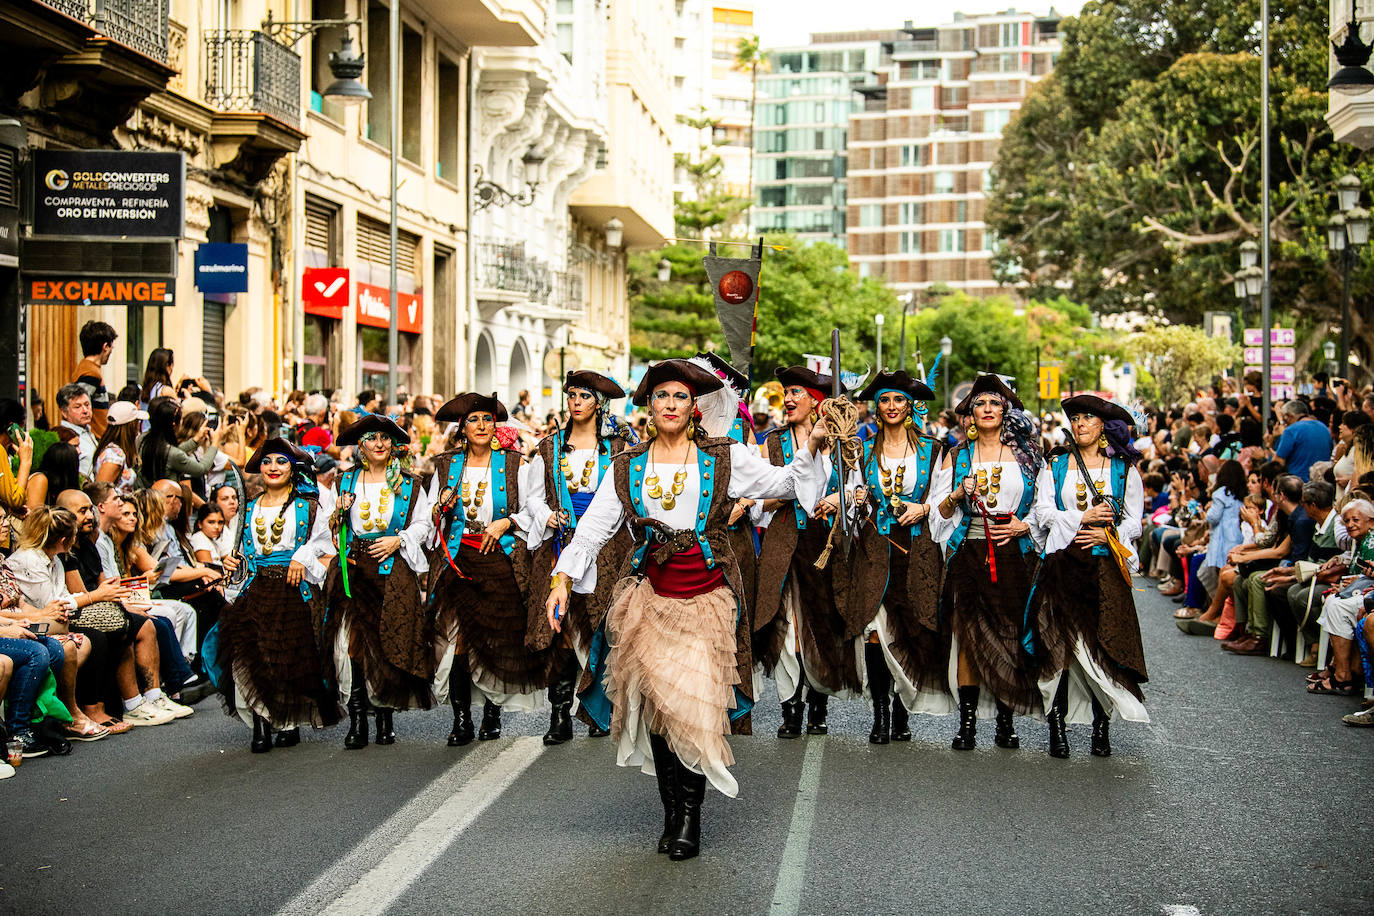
[769,738,826,915]
[277,737,544,916]
[1160,906,1202,915]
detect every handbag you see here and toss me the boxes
[70,600,129,635]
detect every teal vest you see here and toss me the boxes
[547,430,613,530]
[239,495,315,600]
[438,449,517,557]
[946,447,1037,559]
[863,436,937,537]
[338,467,417,575]
[626,446,719,573]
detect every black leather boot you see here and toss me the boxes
[478,699,502,740]
[1047,674,1069,759]
[649,734,679,854]
[343,661,369,750]
[669,764,706,861]
[805,688,829,735]
[1090,694,1111,757]
[375,708,396,745]
[544,660,576,746]
[587,721,609,738]
[273,727,300,748]
[890,695,911,742]
[777,680,805,739]
[994,702,1020,749]
[447,656,474,747]
[866,642,891,745]
[951,685,978,750]
[251,714,273,753]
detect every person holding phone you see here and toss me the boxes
[0,398,34,547]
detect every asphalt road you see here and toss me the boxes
[3,579,1370,916]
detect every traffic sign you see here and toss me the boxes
[1244,327,1295,347]
[1243,347,1294,365]
[1038,365,1060,400]
[1245,365,1296,384]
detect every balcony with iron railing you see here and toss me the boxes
[37,0,171,62]
[476,240,587,320]
[204,30,301,126]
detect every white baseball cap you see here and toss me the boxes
[106,401,149,426]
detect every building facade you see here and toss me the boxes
[750,32,893,248]
[846,10,1060,295]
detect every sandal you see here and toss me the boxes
[1307,675,1359,696]
[1306,667,1332,684]
[1174,607,1202,620]
[95,718,133,735]
[64,721,110,742]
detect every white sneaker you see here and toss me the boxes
[152,695,195,719]
[0,761,14,779]
[124,702,175,726]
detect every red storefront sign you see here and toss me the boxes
[356,281,423,334]
[302,267,349,319]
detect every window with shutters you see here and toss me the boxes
[356,214,420,289]
[303,195,339,268]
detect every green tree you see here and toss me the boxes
[987,1,1369,358]
[732,35,769,205]
[1121,324,1242,405]
[674,109,750,239]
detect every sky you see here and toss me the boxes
[753,1,1087,48]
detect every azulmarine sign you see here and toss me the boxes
[27,278,174,307]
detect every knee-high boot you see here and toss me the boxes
[478,699,502,740]
[994,701,1020,749]
[447,654,474,747]
[777,677,805,739]
[543,653,577,746]
[648,733,679,854]
[866,641,891,745]
[951,684,978,750]
[1047,673,1069,759]
[669,761,706,861]
[805,688,829,735]
[251,714,273,753]
[343,660,369,750]
[1090,693,1111,757]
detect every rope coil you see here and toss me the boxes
[814,396,864,571]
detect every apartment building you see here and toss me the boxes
[846,9,1061,294]
[671,1,756,205]
[750,32,895,248]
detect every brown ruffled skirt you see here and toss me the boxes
[217,567,341,728]
[605,577,742,797]
[432,547,546,699]
[323,547,435,710]
[941,539,1042,714]
[789,522,862,695]
[884,528,950,694]
[1036,545,1148,699]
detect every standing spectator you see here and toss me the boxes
[91,401,145,494]
[71,321,117,438]
[1274,399,1333,482]
[298,393,334,452]
[135,397,222,489]
[0,398,34,532]
[55,384,97,479]
[512,389,532,422]
[139,348,176,408]
[352,388,379,416]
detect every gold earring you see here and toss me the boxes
[1098,434,1108,450]
[967,422,977,438]
[646,419,657,438]
[686,417,697,440]
[904,415,915,429]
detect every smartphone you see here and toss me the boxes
[26,622,49,636]
[7,423,22,442]
[207,414,220,431]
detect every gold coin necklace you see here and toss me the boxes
[254,501,288,551]
[974,442,1006,509]
[463,464,489,521]
[357,476,392,533]
[560,453,596,493]
[1076,460,1108,511]
[646,443,690,511]
[880,442,911,511]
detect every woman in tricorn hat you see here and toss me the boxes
[546,358,822,861]
[1031,394,1148,758]
[928,373,1045,751]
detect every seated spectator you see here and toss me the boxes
[1176,460,1247,627]
[1310,499,1374,696]
[25,441,80,510]
[0,608,64,759]
[190,503,230,571]
[211,483,241,557]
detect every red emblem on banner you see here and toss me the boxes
[718,270,754,304]
[302,267,349,319]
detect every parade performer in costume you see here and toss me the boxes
[928,374,1044,750]
[214,438,339,752]
[754,366,853,739]
[322,415,435,750]
[1032,395,1148,758]
[521,371,634,745]
[546,359,821,861]
[429,393,538,746]
[690,353,761,631]
[843,371,953,744]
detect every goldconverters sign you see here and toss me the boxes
[27,278,175,307]
[33,150,185,238]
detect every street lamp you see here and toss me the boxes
[1330,1,1374,96]
[1329,175,1369,373]
[657,258,671,282]
[897,291,916,371]
[874,312,885,370]
[1239,239,1259,270]
[940,335,952,409]
[605,218,624,249]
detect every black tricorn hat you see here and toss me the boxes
[564,370,627,400]
[436,392,509,423]
[774,365,842,396]
[694,352,749,397]
[1061,394,1133,427]
[335,413,411,448]
[858,369,935,403]
[631,359,725,407]
[955,373,1024,414]
[246,437,312,473]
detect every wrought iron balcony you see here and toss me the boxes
[476,241,556,304]
[204,30,301,126]
[92,0,169,62]
[39,0,91,21]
